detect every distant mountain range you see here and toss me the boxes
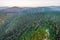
[0,6,60,14]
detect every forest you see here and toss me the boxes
[0,6,60,40]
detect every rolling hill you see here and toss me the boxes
[0,6,60,40]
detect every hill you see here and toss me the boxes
[0,6,60,40]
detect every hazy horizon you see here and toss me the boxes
[0,0,60,7]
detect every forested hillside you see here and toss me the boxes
[0,6,60,40]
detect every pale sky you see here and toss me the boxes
[0,0,60,7]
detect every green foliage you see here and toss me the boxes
[0,11,60,40]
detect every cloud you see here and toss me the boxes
[0,0,60,7]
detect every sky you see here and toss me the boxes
[0,0,60,7]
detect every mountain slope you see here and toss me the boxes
[0,6,60,40]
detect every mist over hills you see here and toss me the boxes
[0,6,60,13]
